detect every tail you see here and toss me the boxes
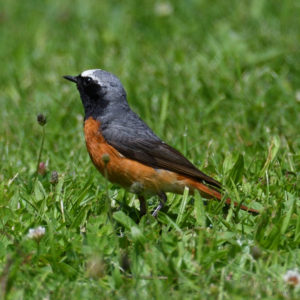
[190,180,259,215]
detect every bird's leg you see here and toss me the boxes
[152,192,167,217]
[138,195,147,217]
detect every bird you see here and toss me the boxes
[63,69,259,217]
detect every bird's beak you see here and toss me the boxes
[63,75,78,83]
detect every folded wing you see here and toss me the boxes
[102,124,221,189]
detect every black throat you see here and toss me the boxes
[81,94,131,124]
[82,98,110,120]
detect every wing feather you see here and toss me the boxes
[102,124,221,189]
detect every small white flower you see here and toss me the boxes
[283,270,300,288]
[154,2,173,16]
[237,239,243,246]
[27,226,46,240]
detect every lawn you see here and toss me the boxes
[0,0,299,299]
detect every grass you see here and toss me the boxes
[0,0,299,298]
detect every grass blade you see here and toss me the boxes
[260,136,280,177]
[176,187,189,225]
[194,191,206,227]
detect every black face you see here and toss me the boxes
[63,75,103,99]
[77,76,103,99]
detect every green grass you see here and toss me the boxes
[0,0,300,298]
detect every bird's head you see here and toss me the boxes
[63,69,128,119]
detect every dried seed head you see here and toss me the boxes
[101,153,110,164]
[37,113,47,126]
[38,162,46,176]
[250,246,262,260]
[50,171,59,185]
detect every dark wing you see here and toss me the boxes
[101,117,221,189]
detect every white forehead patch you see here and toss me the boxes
[81,69,102,84]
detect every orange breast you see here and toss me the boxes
[84,117,188,195]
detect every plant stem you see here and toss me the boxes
[32,126,45,191]
[36,126,45,173]
[104,167,112,222]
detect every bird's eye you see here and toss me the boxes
[84,77,93,85]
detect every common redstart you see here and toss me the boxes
[63,69,259,216]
